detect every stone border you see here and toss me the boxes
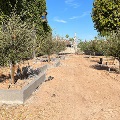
[54,60,60,67]
[0,59,62,104]
[60,55,65,60]
[39,64,48,73]
[22,73,46,103]
[0,73,46,104]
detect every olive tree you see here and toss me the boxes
[104,31,120,72]
[53,39,66,55]
[39,33,55,62]
[0,11,33,83]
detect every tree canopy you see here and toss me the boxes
[105,31,120,61]
[0,0,51,34]
[91,0,120,36]
[0,11,33,66]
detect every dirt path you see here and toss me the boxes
[0,54,120,120]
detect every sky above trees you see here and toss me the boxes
[46,0,98,41]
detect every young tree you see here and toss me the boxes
[104,31,120,72]
[53,40,66,55]
[39,33,55,62]
[0,11,33,83]
[91,0,120,36]
[0,0,52,59]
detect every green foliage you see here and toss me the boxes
[69,37,74,42]
[22,0,52,55]
[65,34,69,39]
[38,33,66,57]
[39,33,55,56]
[105,31,120,61]
[0,11,33,66]
[92,0,120,36]
[78,37,105,55]
[0,0,52,58]
[53,39,66,54]
[0,0,52,35]
[0,0,23,16]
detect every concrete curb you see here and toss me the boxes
[54,60,60,67]
[0,72,46,104]
[60,55,65,60]
[39,64,48,73]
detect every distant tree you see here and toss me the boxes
[78,37,105,56]
[53,40,66,55]
[65,34,69,39]
[91,0,120,36]
[78,40,91,54]
[69,38,74,41]
[39,33,55,62]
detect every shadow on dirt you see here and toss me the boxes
[90,64,116,72]
[90,59,99,63]
[15,66,42,83]
[0,74,10,83]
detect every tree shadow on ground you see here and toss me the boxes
[90,64,116,73]
[90,59,99,63]
[84,56,90,58]
[0,74,10,83]
[14,66,42,83]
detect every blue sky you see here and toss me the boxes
[46,0,98,41]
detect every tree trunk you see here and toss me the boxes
[10,62,15,84]
[89,53,91,58]
[118,60,120,74]
[48,55,51,63]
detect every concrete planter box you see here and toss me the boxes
[0,72,46,104]
[0,63,59,104]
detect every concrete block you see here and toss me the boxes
[39,64,48,74]
[22,73,46,102]
[0,72,46,104]
[0,89,23,104]
[54,61,60,67]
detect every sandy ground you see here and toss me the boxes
[0,54,120,120]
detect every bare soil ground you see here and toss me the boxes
[0,54,120,120]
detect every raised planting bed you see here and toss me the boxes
[0,72,46,104]
[0,60,61,104]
